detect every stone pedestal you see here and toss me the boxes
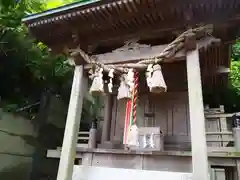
[233,127,240,180]
[88,128,97,148]
[233,128,240,151]
[98,141,123,149]
[138,127,164,151]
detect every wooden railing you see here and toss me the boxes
[47,106,238,158]
[47,131,90,158]
[205,111,235,152]
[77,131,89,148]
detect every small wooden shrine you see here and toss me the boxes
[23,1,240,180]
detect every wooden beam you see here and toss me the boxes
[207,147,235,152]
[206,132,233,135]
[93,43,184,64]
[47,149,83,159]
[205,113,235,118]
[56,66,86,180]
[186,47,209,180]
[202,67,230,77]
[83,36,220,68]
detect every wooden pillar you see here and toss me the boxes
[101,94,113,143]
[186,47,209,180]
[56,66,85,180]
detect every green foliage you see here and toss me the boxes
[82,94,104,122]
[0,1,100,179]
[44,0,74,9]
[231,40,240,92]
[43,0,91,10]
[232,40,240,60]
[223,39,240,112]
[0,0,102,123]
[0,0,77,112]
[230,61,240,93]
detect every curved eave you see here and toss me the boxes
[22,0,102,23]
[22,0,240,51]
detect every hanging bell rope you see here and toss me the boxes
[126,69,135,93]
[133,71,139,124]
[127,71,140,147]
[123,70,140,147]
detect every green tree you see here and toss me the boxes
[231,40,240,92]
[0,0,76,113]
[0,1,92,179]
[218,40,240,112]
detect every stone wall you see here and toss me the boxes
[0,109,36,180]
